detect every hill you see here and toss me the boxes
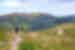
[0,13,56,31]
[0,13,75,31]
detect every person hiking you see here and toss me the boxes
[15,27,20,34]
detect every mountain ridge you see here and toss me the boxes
[0,13,75,31]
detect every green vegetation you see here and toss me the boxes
[0,25,10,50]
[0,23,75,50]
[19,23,75,50]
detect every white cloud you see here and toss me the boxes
[0,0,32,15]
[20,3,32,8]
[2,2,19,8]
[0,0,75,16]
[0,0,32,8]
[48,2,75,16]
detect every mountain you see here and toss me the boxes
[31,13,56,30]
[0,13,56,31]
[56,15,75,24]
[0,13,75,31]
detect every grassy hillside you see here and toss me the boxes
[19,23,75,50]
[0,23,75,50]
[0,25,10,50]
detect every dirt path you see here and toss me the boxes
[10,34,22,50]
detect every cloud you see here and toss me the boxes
[0,1,32,8]
[1,2,19,8]
[0,0,32,15]
[0,0,75,16]
[48,0,74,3]
[48,2,75,16]
[58,0,74,3]
[0,0,48,14]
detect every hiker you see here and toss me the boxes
[15,27,20,34]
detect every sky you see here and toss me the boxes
[0,0,74,16]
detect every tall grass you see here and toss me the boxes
[19,24,75,50]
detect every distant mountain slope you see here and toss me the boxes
[0,13,75,31]
[0,13,56,30]
[56,15,75,24]
[31,14,56,30]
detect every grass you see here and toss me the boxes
[0,26,10,50]
[19,23,75,50]
[0,33,9,50]
[0,23,75,50]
